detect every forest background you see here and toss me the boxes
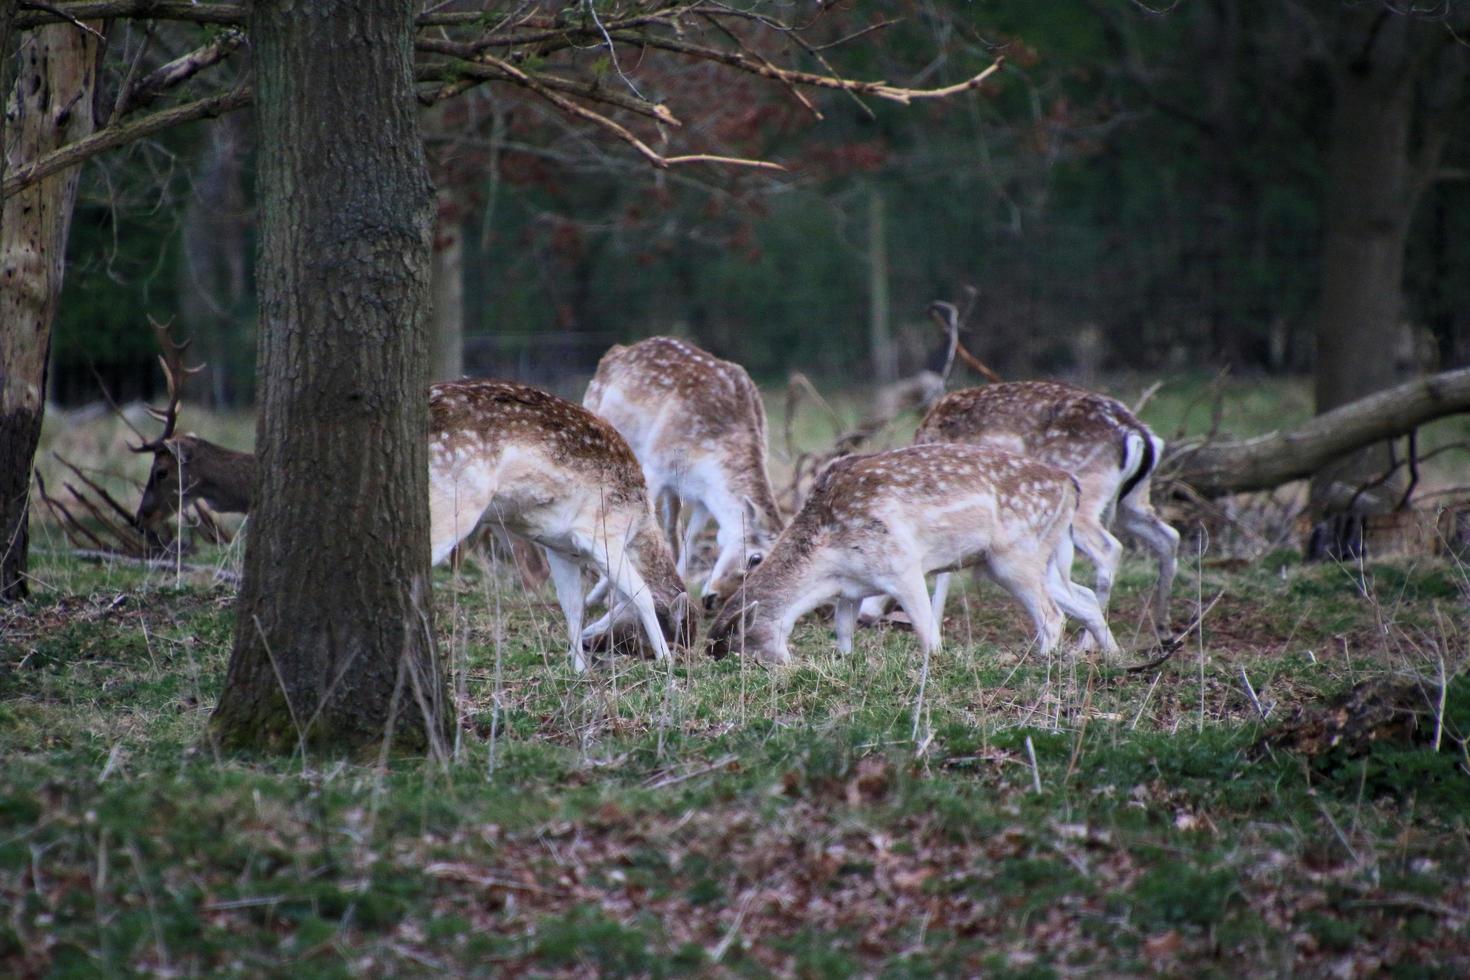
[46,0,1470,409]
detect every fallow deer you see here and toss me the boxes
[908,380,1180,629]
[428,380,694,670]
[582,337,784,611]
[705,444,1119,664]
[131,322,254,535]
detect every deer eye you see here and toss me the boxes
[747,552,764,569]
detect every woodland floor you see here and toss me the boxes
[2,544,1468,977]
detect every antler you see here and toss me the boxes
[130,317,205,453]
[928,298,1002,385]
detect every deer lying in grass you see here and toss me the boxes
[428,380,694,670]
[705,444,1119,663]
[583,337,784,611]
[903,380,1180,629]
[130,324,254,537]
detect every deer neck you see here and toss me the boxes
[189,440,256,513]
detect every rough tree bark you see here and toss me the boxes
[0,19,102,601]
[212,0,446,754]
[1167,367,1470,498]
[1310,11,1459,513]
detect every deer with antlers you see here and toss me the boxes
[582,336,785,612]
[704,444,1119,663]
[131,321,254,538]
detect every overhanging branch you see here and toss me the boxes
[2,87,251,198]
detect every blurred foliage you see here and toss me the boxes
[46,1,1470,404]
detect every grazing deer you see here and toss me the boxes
[893,380,1180,630]
[582,337,784,611]
[125,333,555,597]
[705,444,1119,664]
[131,323,254,535]
[428,380,694,670]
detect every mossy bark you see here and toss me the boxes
[213,0,447,754]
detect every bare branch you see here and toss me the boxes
[15,2,246,29]
[467,54,782,172]
[115,28,244,117]
[418,58,680,127]
[2,87,250,199]
[18,1,106,39]
[618,32,1005,105]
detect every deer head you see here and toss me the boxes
[130,319,206,529]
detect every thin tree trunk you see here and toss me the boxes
[213,0,445,754]
[0,20,102,601]
[429,211,464,382]
[177,112,249,407]
[1311,15,1415,513]
[867,186,895,384]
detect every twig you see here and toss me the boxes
[1024,735,1043,793]
[642,753,738,789]
[1132,380,1164,416]
[68,548,240,583]
[18,1,106,39]
[53,455,144,534]
[1238,666,1269,720]
[1123,589,1224,673]
[453,53,782,172]
[710,888,757,963]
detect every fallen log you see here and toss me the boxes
[1164,367,1470,497]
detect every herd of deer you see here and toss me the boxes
[129,317,1180,671]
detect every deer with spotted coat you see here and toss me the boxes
[705,444,1119,663]
[892,380,1180,631]
[582,337,784,612]
[428,380,694,671]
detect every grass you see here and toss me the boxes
[6,373,1469,975]
[4,543,1468,976]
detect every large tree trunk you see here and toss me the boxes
[1310,13,1417,514]
[1167,367,1470,497]
[0,20,101,602]
[213,0,445,755]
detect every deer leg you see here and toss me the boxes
[585,574,613,608]
[588,537,671,663]
[1045,565,1120,659]
[544,550,589,673]
[833,597,860,654]
[890,568,942,653]
[1116,488,1180,629]
[1069,505,1123,612]
[986,551,1064,655]
[930,572,954,627]
[857,594,893,625]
